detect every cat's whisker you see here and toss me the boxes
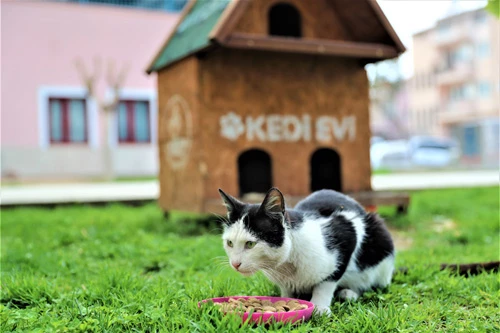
[210,261,227,273]
[209,226,223,234]
[212,261,230,274]
[214,263,229,274]
[209,211,230,226]
[259,263,286,277]
[260,268,284,283]
[211,256,229,267]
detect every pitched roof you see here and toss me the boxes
[147,0,406,74]
[147,0,231,73]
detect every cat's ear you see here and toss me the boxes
[218,189,243,216]
[260,187,285,216]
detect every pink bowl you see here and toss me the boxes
[198,296,315,325]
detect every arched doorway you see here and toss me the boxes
[310,148,342,192]
[268,3,302,38]
[238,149,272,197]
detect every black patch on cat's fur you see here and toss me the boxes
[323,214,357,281]
[318,208,335,217]
[295,189,365,216]
[242,205,285,248]
[218,189,244,225]
[356,213,394,270]
[226,209,240,226]
[219,188,287,247]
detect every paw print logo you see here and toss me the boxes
[220,112,245,141]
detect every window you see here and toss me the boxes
[463,125,480,156]
[449,85,467,102]
[477,82,491,98]
[475,11,487,24]
[67,0,188,13]
[476,42,490,58]
[164,0,188,12]
[464,83,475,99]
[49,98,87,144]
[269,3,302,37]
[443,50,453,70]
[438,21,450,36]
[117,100,151,143]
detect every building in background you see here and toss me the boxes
[409,6,499,166]
[1,0,187,181]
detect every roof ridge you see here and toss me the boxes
[147,0,406,74]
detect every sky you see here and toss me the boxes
[373,0,488,80]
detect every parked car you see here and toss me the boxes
[370,136,386,145]
[408,136,460,168]
[370,140,411,170]
[370,136,460,170]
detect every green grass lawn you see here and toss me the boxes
[1,187,499,332]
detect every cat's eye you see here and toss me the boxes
[245,241,256,249]
[227,240,233,247]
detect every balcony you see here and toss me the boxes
[438,100,476,124]
[434,27,474,48]
[436,63,474,86]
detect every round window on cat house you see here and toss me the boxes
[268,3,302,38]
[310,148,342,192]
[238,149,273,197]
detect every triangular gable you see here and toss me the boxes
[147,0,405,74]
[210,0,405,52]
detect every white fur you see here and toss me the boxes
[310,280,337,314]
[275,216,339,292]
[222,210,394,316]
[339,255,394,293]
[340,211,367,276]
[337,289,359,301]
[339,210,366,262]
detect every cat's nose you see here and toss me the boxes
[231,261,242,270]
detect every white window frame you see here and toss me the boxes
[37,86,99,149]
[107,88,157,147]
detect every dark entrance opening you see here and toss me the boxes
[310,148,342,192]
[238,149,272,197]
[268,3,302,38]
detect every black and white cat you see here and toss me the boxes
[218,187,395,315]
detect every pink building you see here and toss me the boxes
[1,1,181,180]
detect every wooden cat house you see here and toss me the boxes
[147,0,409,214]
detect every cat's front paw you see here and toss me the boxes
[314,306,332,316]
[338,289,359,301]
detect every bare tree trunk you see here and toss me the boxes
[102,111,114,181]
[74,57,127,181]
